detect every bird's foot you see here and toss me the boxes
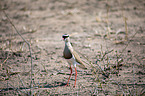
[65,83,69,87]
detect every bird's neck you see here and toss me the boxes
[65,41,73,51]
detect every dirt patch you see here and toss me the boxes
[0,0,145,95]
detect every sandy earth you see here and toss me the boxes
[0,0,145,95]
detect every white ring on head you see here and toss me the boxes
[63,34,69,36]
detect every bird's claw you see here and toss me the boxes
[65,84,69,87]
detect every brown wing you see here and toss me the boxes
[71,50,87,69]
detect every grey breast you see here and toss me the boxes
[63,45,72,59]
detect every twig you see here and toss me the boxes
[7,81,9,95]
[0,56,10,69]
[7,81,21,95]
[2,10,34,96]
[134,55,143,67]
[132,63,136,96]
[95,83,99,95]
[18,74,29,95]
[112,81,125,95]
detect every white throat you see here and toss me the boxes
[65,41,73,50]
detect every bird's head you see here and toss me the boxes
[62,34,70,42]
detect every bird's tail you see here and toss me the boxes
[78,64,87,69]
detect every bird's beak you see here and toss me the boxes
[61,38,64,41]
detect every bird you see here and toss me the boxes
[62,34,87,87]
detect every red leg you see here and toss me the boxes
[74,67,77,87]
[65,66,72,87]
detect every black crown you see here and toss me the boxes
[62,34,69,39]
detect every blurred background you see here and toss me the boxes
[0,0,145,95]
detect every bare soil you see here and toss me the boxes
[0,0,145,95]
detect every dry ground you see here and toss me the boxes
[0,0,145,95]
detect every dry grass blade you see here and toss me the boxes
[132,63,136,96]
[124,17,128,41]
[113,81,125,95]
[119,28,138,57]
[0,56,7,66]
[75,50,106,76]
